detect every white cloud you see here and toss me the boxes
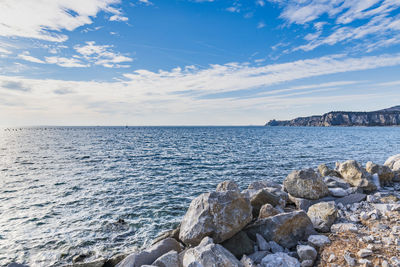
[45,56,88,68]
[271,0,400,52]
[109,15,129,22]
[257,22,266,29]
[18,51,45,64]
[138,0,154,5]
[256,0,266,7]
[74,41,133,68]
[1,53,400,125]
[0,0,123,41]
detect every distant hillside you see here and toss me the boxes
[266,106,400,126]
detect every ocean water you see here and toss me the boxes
[0,126,399,266]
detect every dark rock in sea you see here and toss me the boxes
[266,105,400,126]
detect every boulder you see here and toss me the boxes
[151,226,180,245]
[152,251,179,267]
[182,237,243,267]
[366,161,394,185]
[384,154,400,172]
[258,204,280,219]
[268,241,284,253]
[250,189,281,217]
[283,169,329,200]
[247,251,270,264]
[307,202,337,232]
[260,252,301,267]
[217,180,240,192]
[318,164,342,178]
[179,190,252,246]
[248,181,282,190]
[288,194,336,212]
[256,234,270,251]
[337,160,377,192]
[245,211,315,249]
[116,238,181,267]
[221,231,254,259]
[328,188,348,197]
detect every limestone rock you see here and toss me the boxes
[297,245,317,262]
[250,189,281,217]
[217,180,240,192]
[318,164,342,178]
[366,161,394,185]
[307,235,330,248]
[247,251,270,264]
[256,234,270,251]
[384,154,400,172]
[152,250,179,267]
[357,249,372,258]
[221,231,254,258]
[335,193,366,206]
[258,203,280,219]
[260,252,301,267]
[337,160,377,192]
[307,202,337,232]
[182,237,243,267]
[116,238,181,267]
[179,190,252,246]
[245,211,315,249]
[240,255,257,267]
[283,169,329,200]
[330,223,358,233]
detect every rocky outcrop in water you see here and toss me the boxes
[266,105,400,126]
[9,155,400,267]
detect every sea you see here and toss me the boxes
[0,126,399,266]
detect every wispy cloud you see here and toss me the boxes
[18,51,45,64]
[45,56,88,68]
[0,0,124,42]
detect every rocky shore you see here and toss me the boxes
[8,154,400,267]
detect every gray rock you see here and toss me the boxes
[247,251,270,264]
[269,241,284,253]
[152,250,179,267]
[357,249,372,258]
[260,252,301,267]
[307,235,330,248]
[329,187,348,197]
[296,245,317,262]
[384,154,400,172]
[248,181,282,190]
[283,169,329,200]
[116,238,181,267]
[334,193,366,206]
[151,226,180,246]
[318,164,342,178]
[179,190,252,246]
[337,160,377,193]
[217,180,240,192]
[300,259,313,267]
[182,237,243,267]
[288,194,336,212]
[250,189,281,217]
[330,223,358,233]
[323,176,350,189]
[307,202,337,232]
[245,211,315,249]
[221,231,255,259]
[256,234,270,251]
[258,203,280,219]
[7,264,29,267]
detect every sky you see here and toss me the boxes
[0,0,400,126]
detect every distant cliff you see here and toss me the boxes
[266,106,400,126]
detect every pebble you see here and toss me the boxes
[344,252,356,266]
[357,249,372,258]
[328,253,336,263]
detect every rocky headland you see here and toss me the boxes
[8,154,400,267]
[266,106,400,127]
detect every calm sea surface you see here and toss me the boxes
[0,126,399,266]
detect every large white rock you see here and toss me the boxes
[337,160,377,192]
[182,237,244,267]
[307,202,337,232]
[283,169,329,200]
[179,190,252,246]
[260,252,300,267]
[116,238,181,267]
[384,154,400,172]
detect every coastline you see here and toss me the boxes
[8,155,400,267]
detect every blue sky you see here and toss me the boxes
[0,0,400,126]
